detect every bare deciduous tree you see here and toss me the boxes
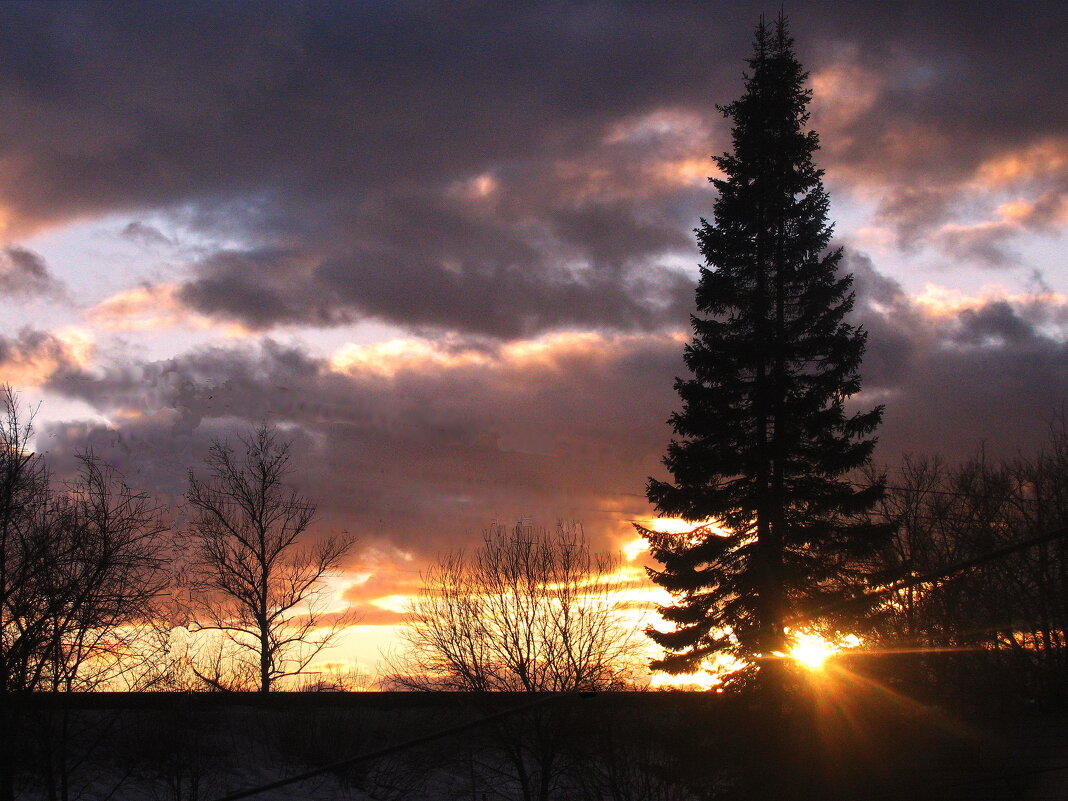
[1,386,170,801]
[0,387,169,692]
[394,520,643,692]
[40,455,171,692]
[869,421,1068,700]
[391,521,644,801]
[183,425,354,692]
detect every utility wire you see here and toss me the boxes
[870,761,1068,799]
[770,524,1068,633]
[941,761,1068,790]
[209,691,580,801]
[864,524,1068,602]
[212,527,1068,801]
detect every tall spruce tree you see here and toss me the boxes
[640,16,891,684]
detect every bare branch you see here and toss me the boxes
[182,424,356,691]
[391,520,644,692]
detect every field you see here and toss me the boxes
[5,681,1067,801]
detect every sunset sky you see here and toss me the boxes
[1,2,1066,679]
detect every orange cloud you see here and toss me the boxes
[974,138,1068,187]
[316,605,407,627]
[995,192,1068,229]
[451,172,499,200]
[0,326,93,387]
[86,283,249,335]
[650,155,719,188]
[810,60,882,134]
[330,338,492,378]
[545,108,723,203]
[913,283,1067,319]
[330,331,685,381]
[552,156,719,202]
[342,569,424,605]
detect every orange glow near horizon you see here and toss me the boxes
[644,517,710,534]
[649,670,721,691]
[310,532,869,690]
[638,517,727,539]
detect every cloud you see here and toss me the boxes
[921,186,1068,267]
[0,246,65,299]
[174,189,698,337]
[846,251,1068,461]
[953,301,1037,347]
[0,326,92,387]
[862,135,1068,263]
[343,570,424,606]
[1,3,1064,573]
[798,14,1068,256]
[0,2,744,336]
[932,220,1021,266]
[42,330,683,561]
[35,248,1068,568]
[119,221,174,248]
[4,3,1062,332]
[86,283,247,334]
[974,139,1068,188]
[342,605,408,627]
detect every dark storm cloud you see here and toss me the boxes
[1,2,1063,333]
[43,333,686,559]
[40,250,1068,562]
[120,222,174,248]
[178,249,345,330]
[0,246,64,299]
[875,329,1068,464]
[954,301,1038,346]
[0,326,75,371]
[845,252,1068,462]
[844,252,922,388]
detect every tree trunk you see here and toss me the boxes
[260,626,270,693]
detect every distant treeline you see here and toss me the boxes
[4,385,1068,700]
[866,417,1068,703]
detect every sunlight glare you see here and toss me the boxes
[640,517,725,536]
[783,631,861,671]
[622,537,647,561]
[788,632,838,670]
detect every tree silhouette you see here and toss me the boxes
[0,387,168,692]
[183,425,354,692]
[392,519,644,801]
[0,387,169,801]
[639,16,891,687]
[394,520,642,692]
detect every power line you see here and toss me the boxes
[783,524,1068,631]
[870,761,1068,800]
[869,525,1068,600]
[620,477,1043,504]
[942,761,1068,789]
[209,691,582,801]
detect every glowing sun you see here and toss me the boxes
[787,632,840,671]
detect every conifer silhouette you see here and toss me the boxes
[640,15,892,685]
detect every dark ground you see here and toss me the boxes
[2,680,1066,801]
